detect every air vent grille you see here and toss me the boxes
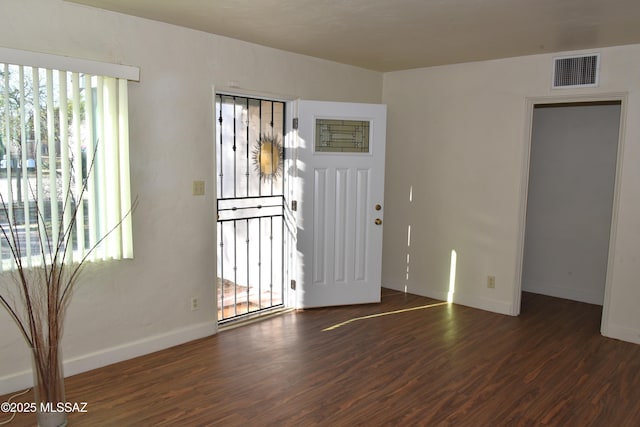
[553,54,599,88]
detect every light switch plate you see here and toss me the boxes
[192,180,205,196]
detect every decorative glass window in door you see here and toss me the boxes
[315,119,370,153]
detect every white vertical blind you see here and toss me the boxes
[33,67,45,268]
[103,77,119,259]
[18,66,31,265]
[95,76,107,261]
[59,70,72,263]
[72,72,85,259]
[0,60,135,270]
[46,69,59,252]
[118,78,133,259]
[84,74,97,263]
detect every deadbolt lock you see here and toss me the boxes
[375,204,382,211]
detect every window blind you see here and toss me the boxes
[0,61,134,270]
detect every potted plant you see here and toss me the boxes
[0,147,135,427]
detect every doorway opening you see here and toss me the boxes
[215,94,286,323]
[518,99,623,321]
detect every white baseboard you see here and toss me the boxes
[0,321,217,396]
[452,293,513,315]
[384,281,640,345]
[602,322,640,345]
[382,282,513,316]
[420,288,448,302]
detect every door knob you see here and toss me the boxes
[375,218,382,225]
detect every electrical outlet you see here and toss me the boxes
[192,180,205,196]
[190,297,199,311]
[487,275,496,289]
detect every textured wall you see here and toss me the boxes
[0,0,382,394]
[382,45,640,345]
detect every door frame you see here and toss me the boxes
[513,92,628,337]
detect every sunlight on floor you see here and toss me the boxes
[322,301,449,331]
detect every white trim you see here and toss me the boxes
[0,321,216,395]
[515,93,628,334]
[603,323,640,345]
[285,99,299,310]
[452,293,513,316]
[0,46,139,81]
[212,85,219,320]
[384,282,513,316]
[421,287,513,315]
[601,94,628,337]
[512,98,536,316]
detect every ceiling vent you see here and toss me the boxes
[552,54,600,88]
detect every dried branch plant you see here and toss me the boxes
[0,144,137,406]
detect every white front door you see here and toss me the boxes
[294,100,386,308]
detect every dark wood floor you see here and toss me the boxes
[3,289,640,426]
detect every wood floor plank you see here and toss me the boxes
[2,289,640,426]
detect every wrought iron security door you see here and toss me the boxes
[216,94,286,323]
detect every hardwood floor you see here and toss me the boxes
[2,289,640,426]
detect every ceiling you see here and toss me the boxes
[67,0,640,72]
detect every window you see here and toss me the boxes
[315,118,370,153]
[0,49,138,270]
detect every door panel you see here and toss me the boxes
[295,100,386,308]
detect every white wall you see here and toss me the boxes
[381,44,640,345]
[522,104,620,305]
[0,0,382,394]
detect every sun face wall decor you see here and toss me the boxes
[252,134,283,181]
